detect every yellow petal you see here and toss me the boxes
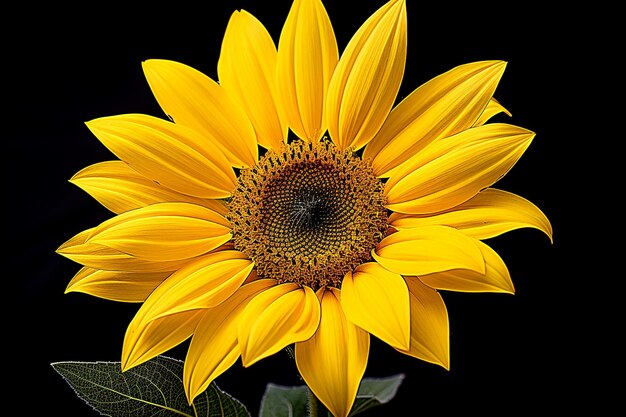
[389,188,553,241]
[385,123,535,214]
[86,114,236,198]
[326,0,407,150]
[419,239,515,294]
[363,60,507,177]
[239,283,321,367]
[474,97,511,127]
[57,228,188,272]
[218,10,287,150]
[86,202,232,262]
[397,277,449,369]
[276,0,338,141]
[70,161,228,215]
[142,59,258,167]
[372,226,485,276]
[184,279,276,403]
[296,287,369,417]
[65,266,170,302]
[134,250,253,323]
[341,263,410,350]
[122,309,204,371]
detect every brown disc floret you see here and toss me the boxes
[228,140,388,290]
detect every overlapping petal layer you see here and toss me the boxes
[142,59,258,167]
[384,123,535,214]
[419,239,515,293]
[85,202,231,262]
[57,227,189,272]
[364,60,507,177]
[66,267,170,302]
[397,277,449,368]
[326,0,406,150]
[296,288,369,417]
[372,225,485,276]
[70,161,229,215]
[122,251,256,371]
[122,310,205,371]
[86,114,237,198]
[184,279,276,403]
[239,283,321,366]
[129,250,254,324]
[341,263,410,350]
[389,188,552,241]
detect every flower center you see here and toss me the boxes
[227,140,388,290]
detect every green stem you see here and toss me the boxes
[283,345,326,416]
[308,386,323,417]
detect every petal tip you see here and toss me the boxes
[120,357,132,373]
[239,352,260,368]
[487,59,507,69]
[499,282,516,295]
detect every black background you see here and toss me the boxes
[8,1,602,415]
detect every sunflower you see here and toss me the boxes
[57,0,552,416]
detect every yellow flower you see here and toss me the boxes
[57,0,552,416]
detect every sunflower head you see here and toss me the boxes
[57,1,552,416]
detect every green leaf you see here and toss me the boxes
[348,374,405,416]
[259,374,404,417]
[259,384,309,417]
[51,355,250,417]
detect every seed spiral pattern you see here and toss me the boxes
[228,140,388,290]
